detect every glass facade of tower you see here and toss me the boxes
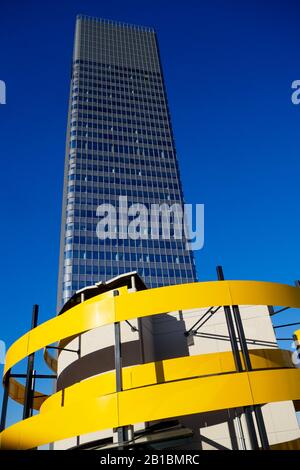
[57,15,197,308]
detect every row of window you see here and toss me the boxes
[70,120,171,139]
[65,242,191,264]
[75,66,160,82]
[71,130,171,147]
[76,74,163,92]
[64,236,187,252]
[72,91,165,107]
[64,246,190,264]
[73,78,163,97]
[72,90,165,112]
[64,250,191,263]
[70,155,177,170]
[75,68,162,84]
[69,149,178,170]
[78,28,155,40]
[73,85,164,101]
[67,197,185,210]
[67,186,181,201]
[63,239,189,254]
[69,152,176,166]
[68,182,178,195]
[74,59,161,78]
[70,166,177,179]
[70,140,172,156]
[68,168,177,180]
[66,194,182,216]
[65,265,194,279]
[66,222,190,238]
[72,103,168,121]
[75,112,170,131]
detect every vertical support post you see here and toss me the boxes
[216,266,259,450]
[232,304,270,449]
[268,305,275,316]
[115,321,122,392]
[232,305,252,370]
[23,304,38,420]
[253,405,270,450]
[30,369,36,417]
[216,266,243,371]
[113,290,128,448]
[75,294,84,448]
[0,369,11,432]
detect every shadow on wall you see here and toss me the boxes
[152,311,190,361]
[57,312,190,390]
[57,340,142,390]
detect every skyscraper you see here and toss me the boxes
[1,15,300,454]
[57,15,197,309]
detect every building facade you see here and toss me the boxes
[57,15,197,309]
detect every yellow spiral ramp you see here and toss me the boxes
[1,280,300,449]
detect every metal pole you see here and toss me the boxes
[231,304,270,449]
[216,266,243,371]
[253,405,270,450]
[23,304,38,420]
[216,266,259,450]
[113,291,128,448]
[115,321,123,392]
[0,369,11,432]
[232,305,252,370]
[30,369,36,417]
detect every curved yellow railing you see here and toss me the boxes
[7,378,47,411]
[1,280,300,450]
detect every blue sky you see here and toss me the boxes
[0,0,300,425]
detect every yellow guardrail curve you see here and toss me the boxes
[7,378,47,411]
[1,280,300,449]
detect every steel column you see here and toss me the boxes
[232,304,270,449]
[216,266,259,450]
[0,369,11,432]
[23,304,39,420]
[216,266,243,371]
[113,290,128,448]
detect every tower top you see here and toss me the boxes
[76,14,155,33]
